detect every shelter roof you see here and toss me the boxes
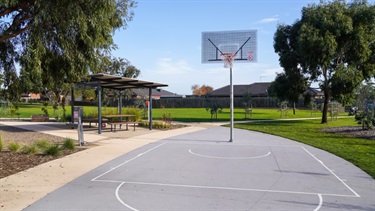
[75,73,168,90]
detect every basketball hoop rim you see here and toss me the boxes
[220,53,236,68]
[221,53,237,56]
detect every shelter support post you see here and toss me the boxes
[70,87,75,123]
[98,87,102,134]
[149,88,153,130]
[229,67,234,142]
[119,91,123,122]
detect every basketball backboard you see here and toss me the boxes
[201,30,257,63]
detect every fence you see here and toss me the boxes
[73,97,329,110]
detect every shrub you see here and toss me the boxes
[138,121,148,127]
[35,140,51,150]
[43,144,61,157]
[62,138,76,150]
[123,107,142,122]
[41,101,49,115]
[138,121,171,129]
[8,142,21,152]
[21,145,39,154]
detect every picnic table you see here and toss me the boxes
[102,114,137,132]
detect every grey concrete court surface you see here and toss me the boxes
[23,126,374,211]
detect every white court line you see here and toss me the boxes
[301,146,360,197]
[116,183,323,211]
[167,142,301,147]
[92,143,360,198]
[314,194,323,211]
[189,149,271,160]
[91,143,358,210]
[91,143,166,182]
[116,182,139,211]
[105,180,360,198]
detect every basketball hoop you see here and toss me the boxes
[202,30,257,142]
[221,53,237,68]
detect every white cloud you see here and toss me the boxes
[256,17,279,24]
[154,57,194,75]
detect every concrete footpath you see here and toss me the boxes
[0,121,214,210]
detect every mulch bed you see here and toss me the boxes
[321,126,375,140]
[0,124,86,179]
[0,150,82,179]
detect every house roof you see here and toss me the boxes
[132,88,182,98]
[208,82,271,97]
[306,87,324,96]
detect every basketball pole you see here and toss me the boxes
[229,66,234,142]
[205,35,252,143]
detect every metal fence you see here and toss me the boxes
[73,97,329,110]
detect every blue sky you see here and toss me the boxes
[110,0,342,95]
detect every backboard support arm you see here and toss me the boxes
[208,38,224,61]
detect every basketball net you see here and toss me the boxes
[220,53,236,68]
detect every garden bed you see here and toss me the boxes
[0,124,86,179]
[321,126,375,140]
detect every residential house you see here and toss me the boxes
[305,87,324,99]
[207,82,272,98]
[132,88,183,99]
[20,93,41,102]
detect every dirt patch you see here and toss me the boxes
[0,124,86,179]
[321,126,375,140]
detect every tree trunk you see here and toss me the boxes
[321,66,330,124]
[293,102,296,115]
[321,84,330,124]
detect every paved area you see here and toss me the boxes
[1,121,374,210]
[0,121,212,210]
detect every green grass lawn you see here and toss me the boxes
[2,104,373,178]
[235,118,375,178]
[152,107,331,122]
[2,104,332,121]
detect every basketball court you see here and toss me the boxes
[25,127,374,210]
[23,30,374,210]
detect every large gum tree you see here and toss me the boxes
[274,0,375,123]
[0,0,136,101]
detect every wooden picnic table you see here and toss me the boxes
[102,114,136,132]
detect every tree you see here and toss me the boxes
[0,0,136,100]
[97,56,140,78]
[272,22,308,115]
[268,72,307,115]
[242,91,252,119]
[354,81,375,129]
[191,84,214,96]
[94,55,141,106]
[274,0,375,123]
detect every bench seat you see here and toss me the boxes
[107,121,138,132]
[82,118,108,127]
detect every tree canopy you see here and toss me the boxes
[191,84,214,96]
[0,0,136,101]
[273,0,375,123]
